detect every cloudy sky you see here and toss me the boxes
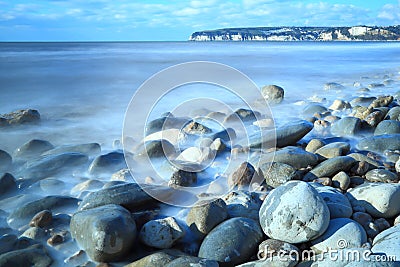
[1,0,399,41]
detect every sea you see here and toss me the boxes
[1,42,400,153]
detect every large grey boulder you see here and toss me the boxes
[261,85,285,104]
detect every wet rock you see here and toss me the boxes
[315,142,350,159]
[372,224,400,261]
[21,227,47,240]
[169,169,197,187]
[304,156,356,180]
[369,95,393,108]
[0,244,52,267]
[198,217,263,265]
[42,143,101,157]
[78,183,167,211]
[253,118,274,128]
[346,183,400,218]
[124,251,176,267]
[29,210,52,228]
[329,99,351,111]
[223,191,262,220]
[396,159,400,173]
[365,169,398,183]
[145,116,189,136]
[259,162,299,188]
[0,109,40,126]
[20,152,88,180]
[331,117,362,136]
[209,128,236,143]
[176,147,215,164]
[311,184,353,218]
[138,139,176,159]
[71,204,136,262]
[324,82,344,90]
[257,146,319,169]
[259,181,330,243]
[348,153,381,168]
[182,121,212,135]
[47,233,64,246]
[305,139,325,153]
[14,139,54,160]
[302,104,327,116]
[357,134,400,154]
[385,106,400,120]
[350,161,371,176]
[224,108,261,123]
[0,150,12,172]
[228,162,260,190]
[332,171,351,191]
[139,217,184,249]
[8,196,79,228]
[374,120,400,135]
[111,168,132,182]
[0,173,16,197]
[166,256,219,267]
[261,85,285,104]
[311,218,367,253]
[88,151,126,175]
[186,198,228,239]
[365,110,385,127]
[71,179,104,194]
[350,96,376,107]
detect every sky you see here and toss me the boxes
[0,0,399,41]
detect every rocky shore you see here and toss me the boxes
[1,76,400,267]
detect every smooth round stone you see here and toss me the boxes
[224,108,260,123]
[357,134,400,154]
[306,139,325,153]
[165,256,219,267]
[14,139,54,159]
[311,184,353,218]
[21,227,47,240]
[0,150,12,172]
[302,104,328,116]
[369,95,393,108]
[365,169,398,183]
[315,142,350,159]
[331,117,362,136]
[329,99,351,111]
[261,84,285,104]
[176,147,215,164]
[259,162,299,188]
[347,153,381,168]
[304,156,356,181]
[332,171,351,191]
[374,120,400,135]
[186,198,228,239]
[0,244,52,267]
[70,204,137,262]
[346,183,400,218]
[29,210,52,228]
[259,181,330,243]
[351,96,376,107]
[372,224,400,261]
[124,251,176,267]
[88,151,126,175]
[198,217,263,266]
[145,116,189,136]
[182,121,212,135]
[324,82,344,90]
[42,143,101,157]
[111,168,133,182]
[71,179,104,194]
[139,217,184,249]
[311,218,367,253]
[223,191,262,221]
[365,110,385,127]
[0,173,16,197]
[385,106,400,120]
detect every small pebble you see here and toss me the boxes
[29,210,52,228]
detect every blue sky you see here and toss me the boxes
[0,0,399,41]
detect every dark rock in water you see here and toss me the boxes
[125,251,176,267]
[315,142,350,158]
[261,84,284,104]
[331,117,362,136]
[324,82,344,90]
[14,139,54,160]
[166,256,219,267]
[169,169,197,187]
[21,226,47,240]
[224,108,261,123]
[374,120,400,135]
[209,127,236,142]
[29,210,52,228]
[385,106,400,120]
[228,162,259,190]
[7,196,79,228]
[145,116,189,136]
[137,139,176,159]
[257,146,319,169]
[365,169,398,183]
[186,198,228,239]
[70,204,136,262]
[259,162,299,188]
[347,153,381,168]
[182,121,212,135]
[78,183,169,211]
[20,152,88,180]
[223,191,262,221]
[42,143,101,157]
[88,151,126,175]
[0,173,16,198]
[0,109,40,126]
[302,103,328,116]
[357,134,400,153]
[304,156,356,180]
[198,217,263,265]
[0,150,12,172]
[259,181,330,243]
[245,120,313,148]
[0,244,52,267]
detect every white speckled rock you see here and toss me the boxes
[346,183,400,218]
[259,181,330,243]
[372,224,400,261]
[311,218,367,253]
[139,217,184,249]
[311,183,353,218]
